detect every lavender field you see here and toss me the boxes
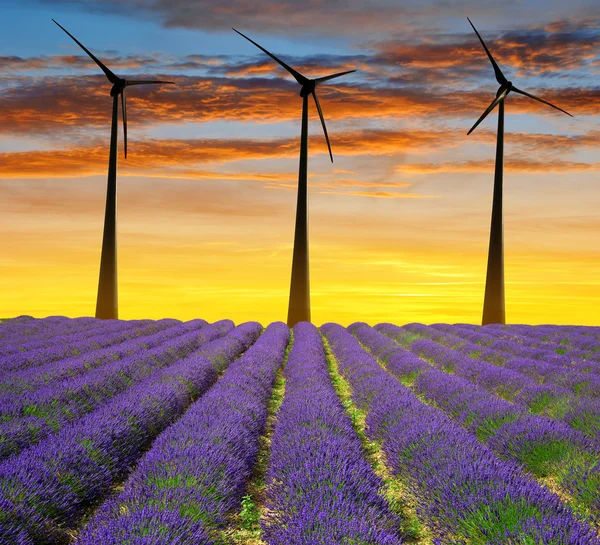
[0,316,599,544]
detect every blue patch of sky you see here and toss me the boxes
[0,2,367,60]
[451,110,584,139]
[143,119,299,141]
[0,135,60,153]
[565,148,598,163]
[501,113,584,136]
[3,2,595,97]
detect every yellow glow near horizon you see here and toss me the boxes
[1,173,598,326]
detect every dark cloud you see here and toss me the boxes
[1,72,595,138]
[396,158,599,174]
[368,19,600,86]
[34,0,418,35]
[31,0,600,40]
[0,54,163,73]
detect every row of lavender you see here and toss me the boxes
[350,323,600,527]
[0,319,264,543]
[261,323,403,544]
[0,318,182,373]
[76,322,292,544]
[469,323,600,354]
[139,320,578,545]
[383,323,600,442]
[0,319,408,544]
[0,316,102,346]
[0,319,223,459]
[74,323,407,544]
[433,324,600,398]
[324,323,599,544]
[0,318,205,395]
[1,318,599,544]
[435,323,600,365]
[432,324,600,378]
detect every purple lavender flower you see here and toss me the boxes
[0,321,232,459]
[0,322,262,542]
[351,323,600,527]
[77,322,290,544]
[262,322,404,545]
[322,323,599,544]
[377,323,600,444]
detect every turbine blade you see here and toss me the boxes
[121,92,127,159]
[314,69,356,85]
[126,80,176,86]
[467,17,507,85]
[232,28,309,85]
[467,92,506,135]
[312,90,333,162]
[511,86,573,117]
[52,19,118,84]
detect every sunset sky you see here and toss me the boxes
[0,0,599,326]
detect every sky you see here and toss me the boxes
[0,0,599,326]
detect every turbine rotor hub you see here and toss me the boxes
[497,81,512,97]
[110,79,127,97]
[300,81,315,97]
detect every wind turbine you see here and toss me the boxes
[53,19,174,319]
[233,28,355,327]
[466,17,572,326]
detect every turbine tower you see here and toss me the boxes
[233,28,355,327]
[53,19,174,319]
[466,17,572,326]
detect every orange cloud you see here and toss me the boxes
[2,125,598,181]
[0,54,163,73]
[508,131,600,154]
[397,158,599,174]
[369,19,600,78]
[0,128,465,178]
[318,190,439,199]
[2,73,597,138]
